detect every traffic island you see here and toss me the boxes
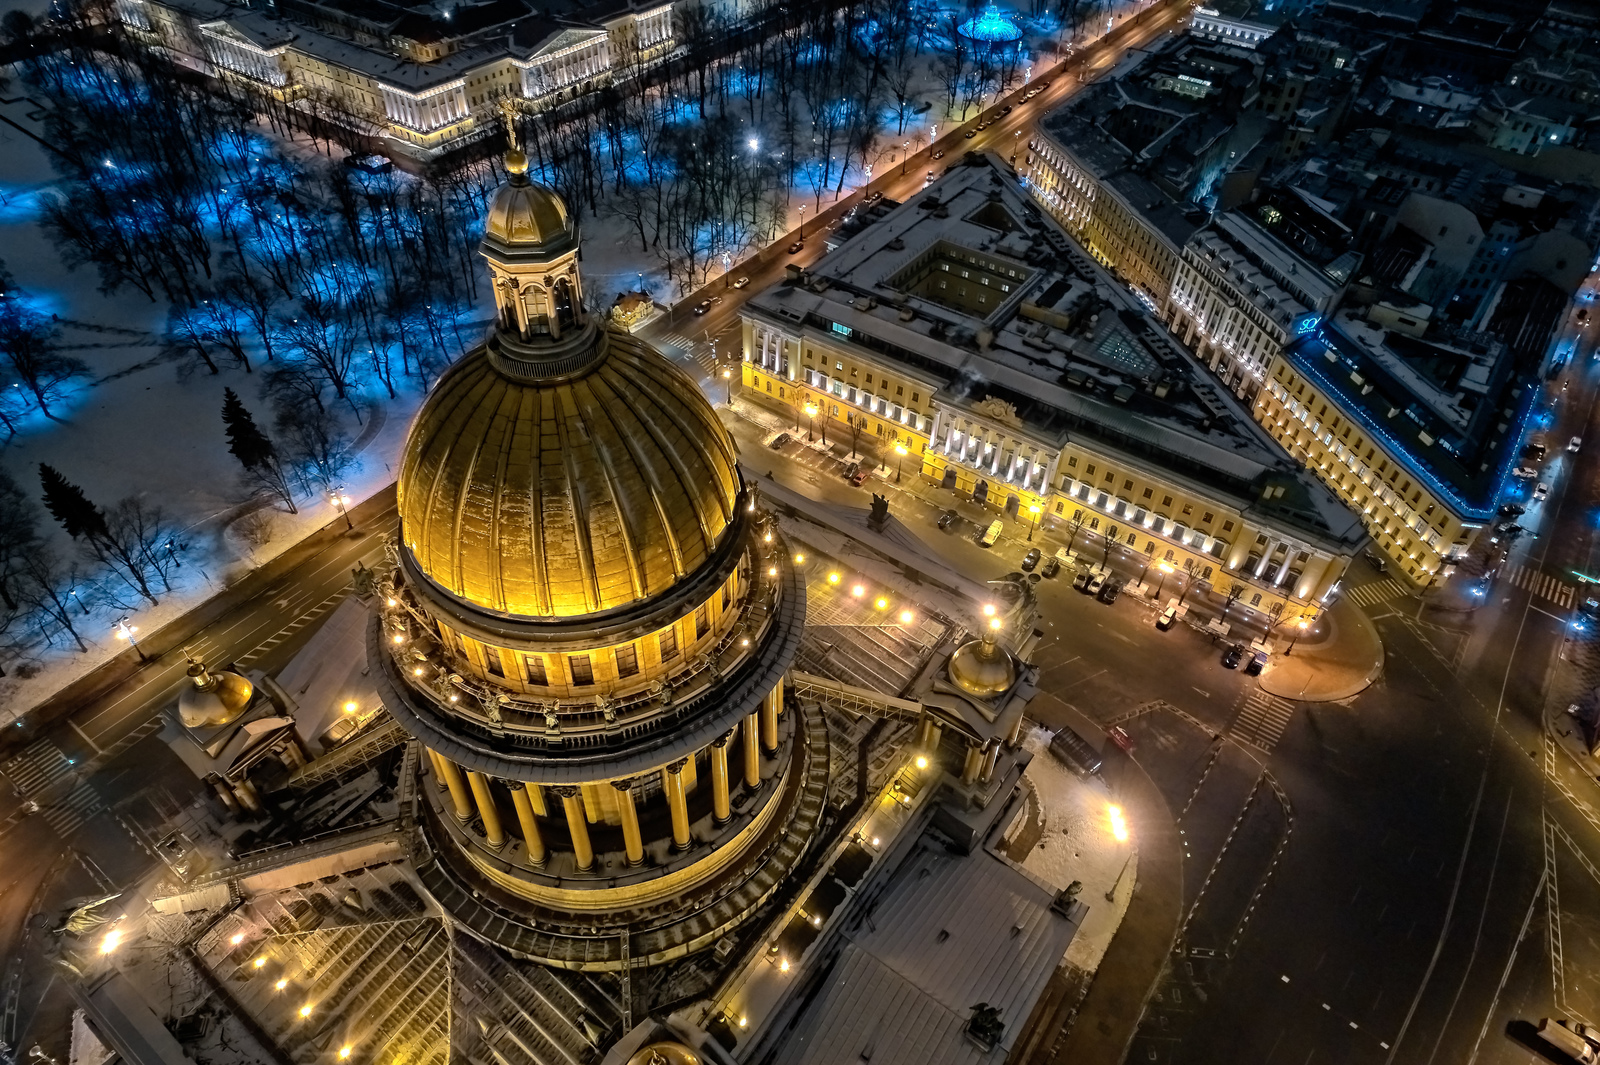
[1258,596,1385,702]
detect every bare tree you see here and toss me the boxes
[18,549,91,653]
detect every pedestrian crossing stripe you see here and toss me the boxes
[2,738,74,796]
[1346,578,1407,608]
[44,781,103,836]
[1500,563,1576,608]
[1231,690,1297,752]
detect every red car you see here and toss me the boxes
[1107,726,1133,752]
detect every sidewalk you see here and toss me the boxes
[1258,595,1385,702]
[1022,747,1183,1065]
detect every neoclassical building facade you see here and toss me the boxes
[372,150,820,969]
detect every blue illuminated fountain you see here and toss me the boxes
[958,4,1023,43]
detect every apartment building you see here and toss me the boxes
[741,156,1365,621]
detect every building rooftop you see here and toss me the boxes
[771,840,1081,1065]
[747,155,1365,549]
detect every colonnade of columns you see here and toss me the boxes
[421,680,784,872]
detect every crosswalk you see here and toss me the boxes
[1230,690,1297,752]
[654,330,720,378]
[1498,562,1576,609]
[1,738,103,836]
[1346,578,1408,608]
[237,589,348,668]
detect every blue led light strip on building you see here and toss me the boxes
[1283,330,1527,523]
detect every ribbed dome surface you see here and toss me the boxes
[398,331,742,618]
[485,179,572,248]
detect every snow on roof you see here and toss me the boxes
[772,843,1080,1065]
[272,596,382,746]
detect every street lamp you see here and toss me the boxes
[901,140,910,175]
[1154,561,1175,601]
[798,203,807,239]
[1027,503,1042,541]
[893,442,909,483]
[114,616,148,663]
[329,487,353,530]
[1284,617,1310,655]
[804,403,818,442]
[722,367,733,404]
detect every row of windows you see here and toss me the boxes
[1060,455,1236,534]
[453,606,712,691]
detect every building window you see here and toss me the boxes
[659,628,679,662]
[1182,505,1193,516]
[1142,487,1153,499]
[483,648,505,678]
[722,583,731,609]
[1085,464,1096,476]
[615,645,639,678]
[1222,521,1235,533]
[1202,513,1214,524]
[1067,457,1078,468]
[568,654,594,686]
[695,604,710,638]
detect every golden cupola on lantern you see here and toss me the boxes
[371,151,821,971]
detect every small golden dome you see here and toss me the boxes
[948,634,1017,698]
[398,332,741,618]
[626,1043,701,1065]
[484,172,572,252]
[178,660,254,729]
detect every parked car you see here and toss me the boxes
[1038,80,1051,89]
[964,130,976,139]
[1572,436,1584,452]
[976,121,988,130]
[980,519,1003,546]
[693,299,712,315]
[732,276,750,289]
[1245,651,1268,676]
[1086,572,1108,596]
[1106,725,1133,752]
[1524,442,1548,461]
[1156,606,1178,631]
[1498,503,1526,517]
[1512,466,1538,479]
[933,149,946,159]
[1535,482,1551,500]
[1073,570,1093,592]
[1001,104,1013,114]
[1221,644,1246,669]
[849,467,871,486]
[1021,547,1042,571]
[1041,557,1061,579]
[1097,580,1121,604]
[789,240,805,254]
[1582,597,1600,619]
[768,432,791,449]
[844,460,860,478]
[937,509,957,531]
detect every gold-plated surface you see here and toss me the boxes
[627,1043,701,1065]
[398,332,741,618]
[948,635,1018,697]
[484,176,571,248]
[177,660,253,729]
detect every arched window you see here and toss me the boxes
[553,278,577,333]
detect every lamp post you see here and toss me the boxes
[722,252,733,288]
[1027,503,1042,541]
[804,403,818,442]
[1284,617,1310,655]
[115,616,148,663]
[894,442,909,483]
[901,140,910,175]
[1154,561,1175,601]
[722,367,733,405]
[329,487,353,530]
[798,203,807,239]
[1176,568,1192,606]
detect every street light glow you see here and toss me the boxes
[827,572,841,584]
[100,928,123,954]
[851,584,866,597]
[253,957,267,969]
[230,932,245,946]
[1108,805,1129,842]
[343,701,358,714]
[899,609,914,623]
[875,597,889,610]
[299,1004,313,1019]
[275,979,288,991]
[915,755,929,769]
[982,603,996,617]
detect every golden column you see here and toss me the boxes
[761,682,781,753]
[429,749,473,822]
[508,783,546,865]
[466,771,506,849]
[743,713,761,787]
[611,779,645,866]
[663,759,691,850]
[710,734,733,823]
[556,786,595,871]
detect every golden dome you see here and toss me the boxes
[398,331,741,619]
[626,1043,701,1065]
[178,660,254,729]
[484,171,573,252]
[948,634,1017,698]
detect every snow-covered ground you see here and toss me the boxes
[1018,726,1137,974]
[0,96,427,719]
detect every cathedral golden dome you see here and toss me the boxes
[948,631,1017,698]
[178,659,254,729]
[484,157,573,253]
[398,331,742,619]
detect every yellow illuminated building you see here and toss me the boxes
[374,148,820,970]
